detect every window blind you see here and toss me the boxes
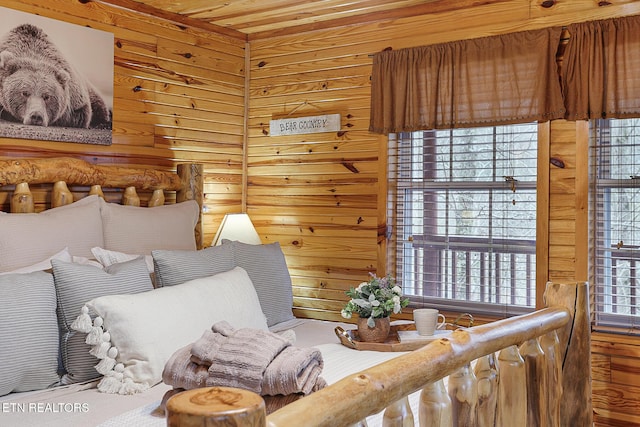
[388,123,538,317]
[590,118,640,333]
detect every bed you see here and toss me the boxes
[0,157,592,427]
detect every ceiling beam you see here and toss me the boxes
[92,0,247,41]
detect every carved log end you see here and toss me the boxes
[166,387,266,427]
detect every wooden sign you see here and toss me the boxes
[270,114,341,136]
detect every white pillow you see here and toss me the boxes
[0,247,72,275]
[99,199,199,255]
[0,247,103,276]
[0,195,104,272]
[91,247,154,273]
[73,266,268,393]
[71,256,105,270]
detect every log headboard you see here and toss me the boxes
[0,157,204,249]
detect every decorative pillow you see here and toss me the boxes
[91,247,154,273]
[152,244,235,287]
[225,240,295,327]
[0,195,103,273]
[99,199,199,255]
[70,255,105,270]
[0,247,72,275]
[0,271,60,396]
[71,266,268,393]
[51,257,154,384]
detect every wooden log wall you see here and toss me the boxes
[248,1,640,425]
[0,0,247,245]
[1,0,640,425]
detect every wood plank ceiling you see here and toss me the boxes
[97,0,505,40]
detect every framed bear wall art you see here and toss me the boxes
[0,6,113,145]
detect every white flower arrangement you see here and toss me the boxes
[341,273,409,327]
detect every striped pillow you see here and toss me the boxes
[226,241,295,327]
[51,257,153,384]
[152,242,294,327]
[152,245,235,287]
[0,271,60,396]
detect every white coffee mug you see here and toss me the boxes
[413,308,446,336]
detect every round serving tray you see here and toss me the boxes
[334,323,453,352]
[334,313,473,352]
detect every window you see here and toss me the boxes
[388,124,538,317]
[590,118,640,332]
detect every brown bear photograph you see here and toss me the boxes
[0,7,113,145]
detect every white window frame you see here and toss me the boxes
[388,124,538,318]
[590,118,640,332]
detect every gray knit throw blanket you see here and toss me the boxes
[162,321,326,396]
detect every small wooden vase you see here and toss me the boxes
[357,316,391,343]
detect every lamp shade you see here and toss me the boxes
[212,213,261,246]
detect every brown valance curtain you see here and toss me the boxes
[369,27,566,134]
[562,14,640,120]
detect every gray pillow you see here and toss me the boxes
[152,242,294,327]
[0,271,60,396]
[100,199,199,255]
[52,257,154,384]
[0,195,103,273]
[151,245,235,287]
[226,240,294,327]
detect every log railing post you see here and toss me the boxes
[475,353,499,427]
[382,396,414,427]
[496,345,526,427]
[419,378,452,427]
[539,330,562,427]
[543,282,592,426]
[519,338,548,427]
[447,362,477,427]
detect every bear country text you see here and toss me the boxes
[269,113,340,136]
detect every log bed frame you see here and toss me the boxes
[271,281,591,427]
[0,157,592,427]
[0,157,204,248]
[168,282,591,427]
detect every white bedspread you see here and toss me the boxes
[1,319,422,427]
